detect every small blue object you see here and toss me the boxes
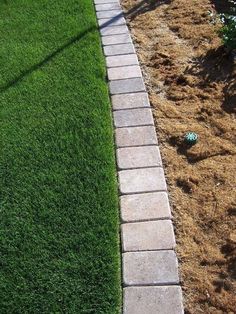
[184,132,198,145]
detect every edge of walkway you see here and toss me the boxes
[93,0,184,313]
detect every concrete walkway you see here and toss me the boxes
[93,0,184,312]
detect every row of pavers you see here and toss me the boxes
[94,0,184,313]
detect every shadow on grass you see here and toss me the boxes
[0,3,144,94]
[0,26,97,93]
[0,1,170,94]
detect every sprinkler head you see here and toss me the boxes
[184,132,198,145]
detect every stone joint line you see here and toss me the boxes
[93,0,184,313]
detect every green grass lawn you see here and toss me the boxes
[0,0,121,312]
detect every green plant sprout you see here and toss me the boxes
[219,1,236,50]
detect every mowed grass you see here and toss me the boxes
[0,0,121,313]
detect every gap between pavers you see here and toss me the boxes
[93,0,184,312]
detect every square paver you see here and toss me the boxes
[94,0,118,4]
[112,92,149,110]
[102,33,132,46]
[96,10,123,19]
[115,126,157,147]
[118,167,167,194]
[106,54,138,67]
[123,286,184,314]
[108,65,142,80]
[113,108,153,128]
[117,146,162,169]
[120,192,172,222]
[109,78,145,95]
[123,250,179,286]
[104,43,135,56]
[100,25,128,36]
[121,220,176,251]
[98,16,126,28]
[95,3,120,11]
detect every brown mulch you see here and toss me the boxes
[120,0,236,313]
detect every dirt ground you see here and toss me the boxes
[120,0,236,313]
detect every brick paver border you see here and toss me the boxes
[93,0,184,313]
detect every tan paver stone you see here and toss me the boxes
[95,3,120,11]
[96,10,122,19]
[95,0,118,4]
[117,146,162,169]
[109,78,145,94]
[102,33,131,46]
[108,65,141,80]
[123,250,179,286]
[100,25,128,36]
[113,108,153,127]
[123,286,184,314]
[115,126,157,147]
[98,16,126,27]
[112,92,149,110]
[104,43,135,56]
[106,54,138,67]
[120,192,171,222]
[121,220,176,251]
[119,167,167,194]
